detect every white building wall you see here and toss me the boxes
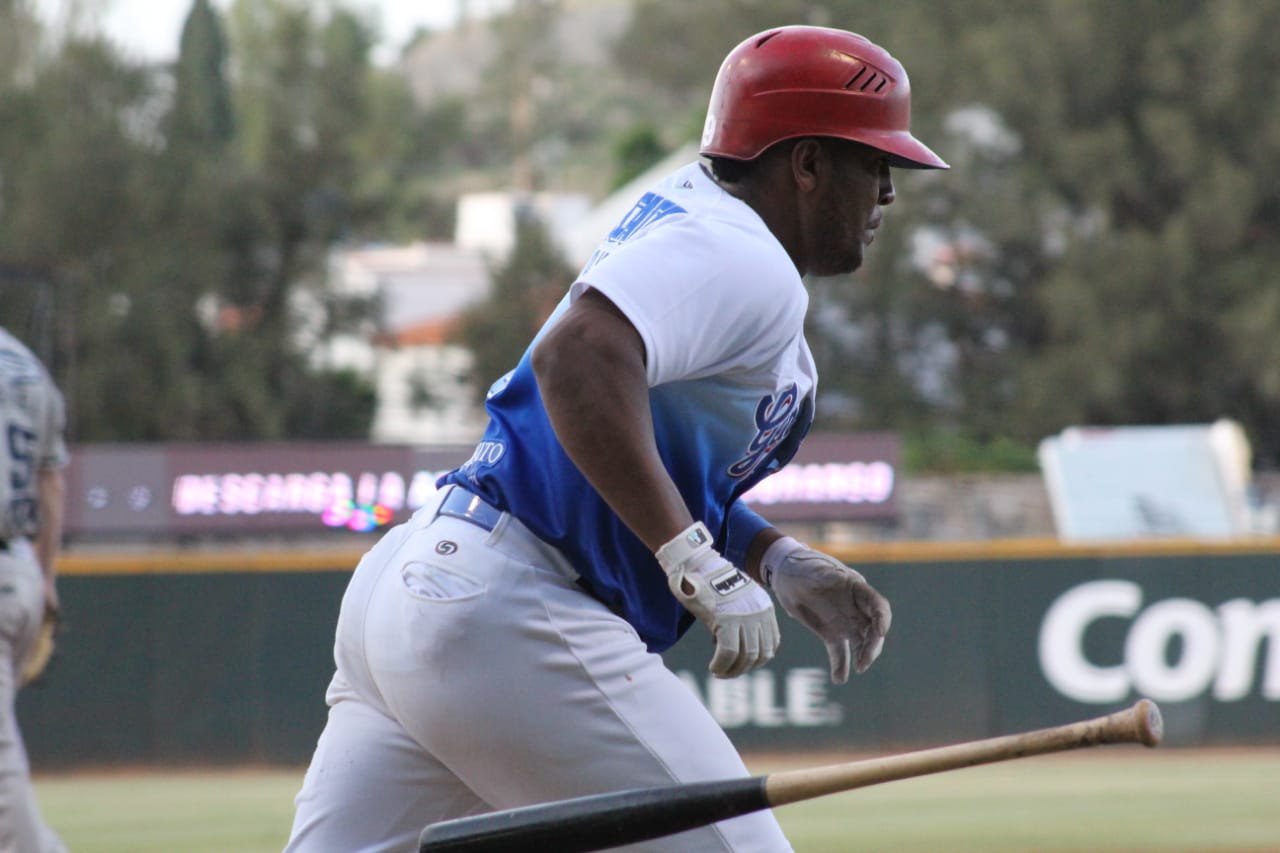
[455,191,592,260]
[322,242,492,446]
[369,344,488,445]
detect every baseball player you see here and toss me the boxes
[0,326,69,853]
[287,25,947,852]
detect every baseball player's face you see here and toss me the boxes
[807,142,895,277]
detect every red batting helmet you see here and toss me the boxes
[700,26,948,170]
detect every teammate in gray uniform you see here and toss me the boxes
[287,25,947,852]
[0,327,69,853]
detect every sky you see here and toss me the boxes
[32,0,513,65]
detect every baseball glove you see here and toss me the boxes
[20,606,60,687]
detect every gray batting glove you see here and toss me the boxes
[657,522,780,679]
[760,537,892,684]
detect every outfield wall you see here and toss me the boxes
[19,540,1280,769]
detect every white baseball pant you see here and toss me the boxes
[285,486,792,852]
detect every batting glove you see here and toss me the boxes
[760,537,892,684]
[657,522,780,679]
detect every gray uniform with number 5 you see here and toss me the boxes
[0,326,68,853]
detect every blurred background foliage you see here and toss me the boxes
[1,0,1278,469]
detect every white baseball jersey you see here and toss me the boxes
[0,328,69,541]
[442,161,817,652]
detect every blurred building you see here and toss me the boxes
[455,190,591,259]
[319,241,490,445]
[319,139,696,445]
[399,0,631,105]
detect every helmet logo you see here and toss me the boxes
[701,112,717,148]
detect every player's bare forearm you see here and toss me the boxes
[36,468,64,609]
[532,289,693,551]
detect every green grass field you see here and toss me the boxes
[35,749,1280,852]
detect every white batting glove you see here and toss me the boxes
[760,537,892,684]
[656,522,780,679]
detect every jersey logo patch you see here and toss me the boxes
[458,440,506,481]
[727,384,801,479]
[606,192,687,245]
[582,192,688,276]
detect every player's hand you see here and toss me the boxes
[657,522,779,679]
[761,538,891,684]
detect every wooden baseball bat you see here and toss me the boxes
[419,699,1163,853]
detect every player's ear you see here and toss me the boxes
[788,138,824,193]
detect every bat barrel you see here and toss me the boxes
[420,777,769,853]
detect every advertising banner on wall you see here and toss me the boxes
[662,551,1280,750]
[22,545,1280,767]
[64,433,900,538]
[737,432,899,522]
[63,443,477,537]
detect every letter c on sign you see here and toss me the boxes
[1039,580,1142,703]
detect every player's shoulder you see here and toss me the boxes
[580,163,803,319]
[0,328,42,378]
[0,328,63,419]
[645,163,796,271]
[599,162,716,243]
[650,161,761,227]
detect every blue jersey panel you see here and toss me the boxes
[439,360,812,652]
[440,352,694,651]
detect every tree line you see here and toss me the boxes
[3,0,1279,468]
[1,0,440,440]
[617,0,1280,467]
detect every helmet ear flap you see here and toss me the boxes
[700,26,948,171]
